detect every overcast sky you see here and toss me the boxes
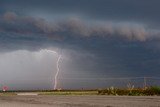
[0,0,160,90]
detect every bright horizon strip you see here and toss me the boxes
[40,49,61,90]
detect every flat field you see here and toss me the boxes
[0,95,160,107]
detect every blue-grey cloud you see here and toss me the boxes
[1,0,160,25]
[0,0,160,89]
[1,11,160,48]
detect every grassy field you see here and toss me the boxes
[0,86,160,96]
[0,92,17,96]
[39,90,98,95]
[0,90,98,96]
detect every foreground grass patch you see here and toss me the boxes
[39,90,98,95]
[0,92,17,96]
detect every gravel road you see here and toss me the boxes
[0,95,160,107]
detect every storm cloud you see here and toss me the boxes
[0,0,160,90]
[1,11,160,45]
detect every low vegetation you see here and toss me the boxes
[0,86,160,96]
[39,90,98,95]
[98,86,160,96]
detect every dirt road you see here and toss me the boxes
[0,95,160,107]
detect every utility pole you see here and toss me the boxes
[143,77,147,89]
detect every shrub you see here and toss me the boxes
[98,86,160,96]
[98,87,118,95]
[144,86,160,95]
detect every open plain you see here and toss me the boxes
[0,95,160,107]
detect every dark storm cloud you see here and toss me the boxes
[1,11,160,49]
[0,0,160,89]
[1,0,160,48]
[1,0,160,25]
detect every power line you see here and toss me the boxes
[60,77,160,80]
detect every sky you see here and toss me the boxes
[0,0,160,90]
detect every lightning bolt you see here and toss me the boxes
[40,49,62,90]
[54,54,61,90]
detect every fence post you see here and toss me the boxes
[144,77,147,89]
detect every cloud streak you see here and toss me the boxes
[0,12,159,44]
